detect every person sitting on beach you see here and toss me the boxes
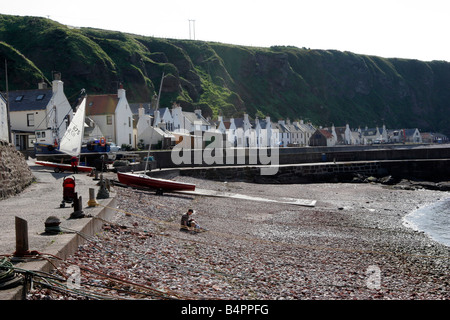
[180,209,202,233]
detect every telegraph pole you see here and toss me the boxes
[188,19,196,40]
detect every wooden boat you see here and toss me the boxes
[117,172,196,191]
[35,161,94,173]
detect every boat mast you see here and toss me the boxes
[144,72,164,174]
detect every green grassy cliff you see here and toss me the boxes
[1,14,449,135]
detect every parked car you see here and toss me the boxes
[109,142,121,152]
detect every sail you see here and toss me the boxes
[59,97,86,156]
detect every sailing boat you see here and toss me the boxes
[36,97,94,173]
[117,73,195,192]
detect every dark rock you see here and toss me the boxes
[379,175,396,185]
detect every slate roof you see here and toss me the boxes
[129,103,151,115]
[149,107,171,119]
[7,89,52,112]
[275,122,290,133]
[233,118,246,128]
[182,111,211,126]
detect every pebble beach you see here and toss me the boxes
[27,176,450,300]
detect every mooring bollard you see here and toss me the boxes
[44,216,61,234]
[96,176,110,199]
[87,188,99,207]
[70,194,85,219]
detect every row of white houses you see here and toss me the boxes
[135,103,318,149]
[0,77,444,152]
[138,103,427,149]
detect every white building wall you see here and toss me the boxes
[10,110,45,133]
[137,114,152,144]
[115,88,134,147]
[0,97,8,141]
[49,79,73,140]
[90,114,115,143]
[161,109,174,131]
[172,105,185,132]
[10,79,72,146]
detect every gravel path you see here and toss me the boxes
[27,177,450,300]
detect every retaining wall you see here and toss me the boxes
[142,145,450,169]
[0,140,34,200]
[149,159,450,184]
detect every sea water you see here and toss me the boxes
[403,197,450,247]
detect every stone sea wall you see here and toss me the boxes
[158,159,450,186]
[0,140,34,200]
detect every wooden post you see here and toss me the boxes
[70,194,85,219]
[73,193,81,212]
[15,216,29,256]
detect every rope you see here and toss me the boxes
[0,257,23,290]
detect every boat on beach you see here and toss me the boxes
[117,171,196,192]
[35,160,94,173]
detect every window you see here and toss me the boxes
[107,115,112,125]
[27,114,34,127]
[128,117,131,127]
[36,131,46,138]
[36,94,45,100]
[15,95,24,102]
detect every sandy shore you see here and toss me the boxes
[27,176,450,300]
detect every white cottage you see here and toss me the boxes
[255,116,278,147]
[151,107,174,132]
[137,105,175,149]
[136,104,153,143]
[344,124,353,145]
[85,84,135,148]
[293,120,316,146]
[8,76,73,151]
[229,114,255,147]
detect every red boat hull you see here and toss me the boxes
[117,172,195,191]
[35,161,94,173]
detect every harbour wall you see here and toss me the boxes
[148,158,450,185]
[144,145,450,169]
[194,159,450,183]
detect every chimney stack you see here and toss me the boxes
[38,80,47,89]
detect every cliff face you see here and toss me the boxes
[1,14,449,135]
[0,140,34,200]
